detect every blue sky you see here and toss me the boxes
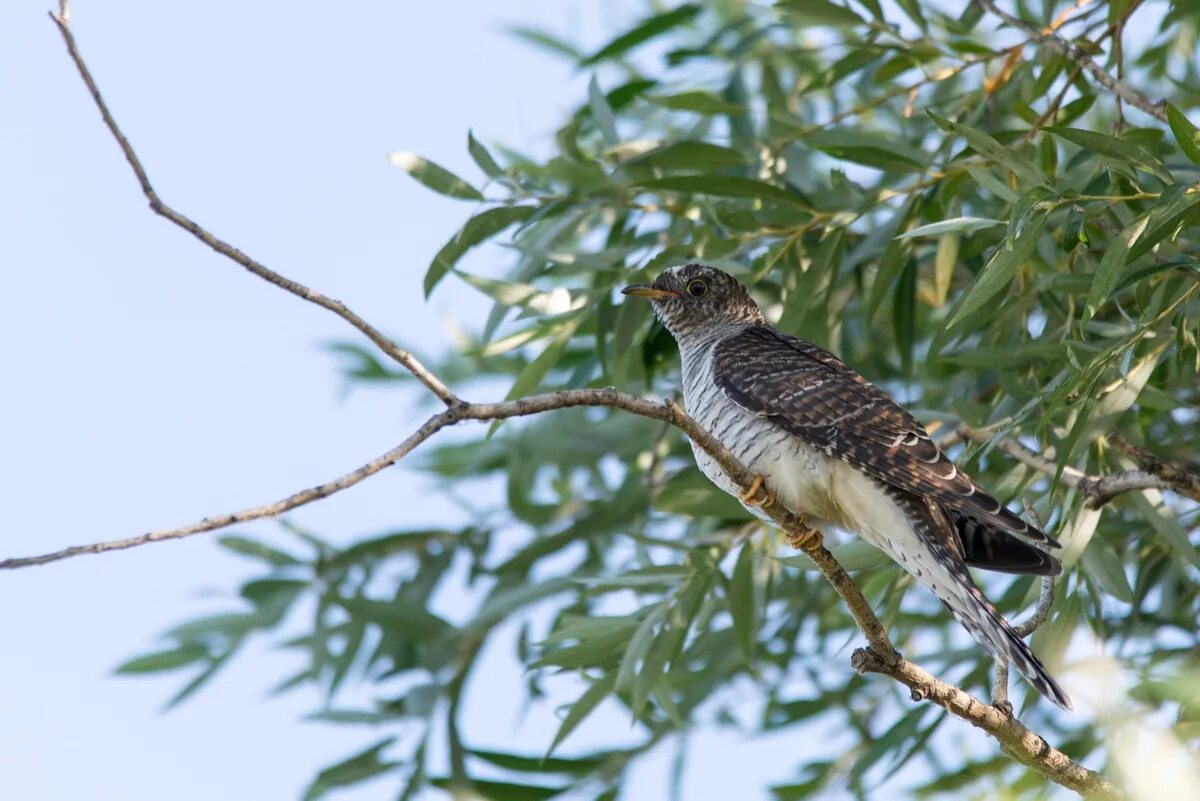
[1,2,844,799]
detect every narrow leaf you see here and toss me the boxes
[581,4,700,65]
[389,152,483,200]
[1166,103,1200,166]
[896,217,1003,239]
[1085,214,1149,322]
[947,213,1046,327]
[929,110,1047,188]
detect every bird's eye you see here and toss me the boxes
[686,279,708,298]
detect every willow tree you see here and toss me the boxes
[18,1,1200,799]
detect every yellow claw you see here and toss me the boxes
[740,474,775,508]
[786,521,822,553]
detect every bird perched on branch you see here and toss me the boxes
[623,263,1070,710]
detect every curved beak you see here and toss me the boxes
[622,284,678,300]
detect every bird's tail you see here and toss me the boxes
[941,577,1073,711]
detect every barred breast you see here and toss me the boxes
[679,331,846,526]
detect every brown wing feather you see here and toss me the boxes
[713,326,1059,548]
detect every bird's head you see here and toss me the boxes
[622,264,765,338]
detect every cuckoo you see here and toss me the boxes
[623,263,1070,710]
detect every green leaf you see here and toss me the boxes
[468,131,504,178]
[545,672,617,758]
[468,748,610,776]
[648,91,747,116]
[581,4,700,65]
[115,645,210,674]
[616,603,669,692]
[1129,491,1200,569]
[388,152,483,200]
[638,175,807,209]
[217,535,301,566]
[338,596,455,639]
[430,778,568,801]
[894,256,917,373]
[1166,103,1200,166]
[1085,214,1149,322]
[303,737,397,801]
[775,0,866,27]
[654,469,746,518]
[932,232,959,307]
[506,27,583,61]
[1043,126,1172,182]
[1128,185,1200,262]
[588,75,619,145]
[929,110,1047,188]
[425,205,535,296]
[729,542,758,661]
[627,140,746,171]
[896,217,1003,239]
[947,213,1046,327]
[1080,540,1133,603]
[805,129,925,172]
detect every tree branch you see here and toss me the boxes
[977,0,1166,121]
[47,3,459,407]
[1,386,1122,798]
[39,4,1124,798]
[959,425,1200,507]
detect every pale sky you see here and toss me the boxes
[0,2,850,799]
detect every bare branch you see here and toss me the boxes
[852,648,1121,801]
[958,425,1197,508]
[48,5,459,407]
[977,0,1166,121]
[1106,433,1200,503]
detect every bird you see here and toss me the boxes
[623,263,1071,710]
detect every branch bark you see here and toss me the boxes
[47,4,459,407]
[977,0,1166,121]
[35,4,1126,799]
[959,425,1200,507]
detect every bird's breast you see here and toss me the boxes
[680,346,844,524]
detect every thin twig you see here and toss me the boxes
[48,5,459,407]
[977,0,1165,121]
[958,425,1198,507]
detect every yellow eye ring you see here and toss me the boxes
[686,279,708,297]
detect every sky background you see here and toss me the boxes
[0,2,841,799]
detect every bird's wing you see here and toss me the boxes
[712,326,1058,547]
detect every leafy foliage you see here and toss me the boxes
[124,2,1200,798]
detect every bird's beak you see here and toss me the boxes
[622,284,678,300]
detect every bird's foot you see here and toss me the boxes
[740,474,775,509]
[785,519,822,552]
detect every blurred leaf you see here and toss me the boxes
[430,778,568,801]
[1166,103,1200,166]
[389,152,483,200]
[217,535,302,566]
[426,205,535,296]
[929,110,1048,188]
[1044,126,1171,182]
[648,92,747,115]
[115,645,210,674]
[303,737,397,801]
[636,175,807,208]
[776,0,866,27]
[1085,214,1149,322]
[469,131,504,178]
[729,542,758,661]
[947,212,1046,327]
[581,4,700,65]
[546,672,617,758]
[896,217,1003,239]
[806,129,925,171]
